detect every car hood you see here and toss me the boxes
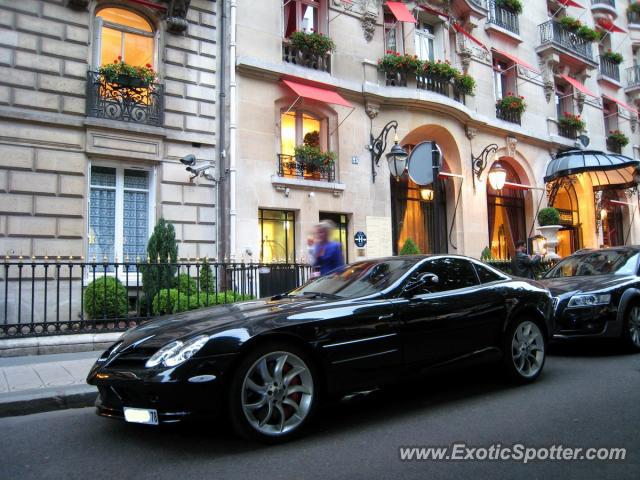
[538,274,634,297]
[116,296,351,350]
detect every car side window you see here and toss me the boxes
[412,258,479,294]
[474,263,504,284]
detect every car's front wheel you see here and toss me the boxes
[228,343,317,442]
[623,303,640,352]
[503,318,546,383]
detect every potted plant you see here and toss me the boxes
[378,51,422,85]
[497,93,527,114]
[607,130,629,149]
[559,16,582,33]
[537,207,562,260]
[558,112,586,132]
[496,0,523,14]
[289,30,336,56]
[576,25,601,42]
[421,59,458,80]
[454,72,476,96]
[293,143,336,180]
[602,49,623,65]
[98,57,156,88]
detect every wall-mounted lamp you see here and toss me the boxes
[470,143,498,190]
[487,162,507,190]
[420,188,434,201]
[368,120,408,183]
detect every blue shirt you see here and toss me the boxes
[314,241,344,276]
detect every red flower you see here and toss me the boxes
[117,55,122,60]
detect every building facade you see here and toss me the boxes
[0,0,219,263]
[231,0,640,264]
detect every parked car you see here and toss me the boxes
[87,255,554,442]
[538,246,640,351]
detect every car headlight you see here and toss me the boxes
[145,335,209,368]
[567,293,611,308]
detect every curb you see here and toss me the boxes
[0,385,98,418]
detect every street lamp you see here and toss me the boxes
[488,162,507,190]
[368,120,408,182]
[420,188,434,201]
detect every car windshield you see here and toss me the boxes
[290,259,417,299]
[543,250,639,279]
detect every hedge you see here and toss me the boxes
[84,276,128,319]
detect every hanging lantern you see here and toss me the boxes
[488,162,507,190]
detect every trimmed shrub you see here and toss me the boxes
[538,207,561,226]
[480,246,492,261]
[400,239,421,255]
[176,273,197,295]
[151,289,202,315]
[196,291,255,307]
[84,276,128,319]
[141,218,178,305]
[199,259,216,293]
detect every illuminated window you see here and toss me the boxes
[280,110,323,156]
[96,7,154,67]
[284,0,325,37]
[259,209,296,263]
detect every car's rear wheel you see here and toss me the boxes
[503,318,546,383]
[228,343,317,442]
[623,304,640,352]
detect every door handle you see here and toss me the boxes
[378,313,394,320]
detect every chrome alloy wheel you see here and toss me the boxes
[629,306,640,348]
[241,351,314,436]
[511,321,545,378]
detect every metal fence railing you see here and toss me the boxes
[1,259,313,338]
[488,1,520,35]
[538,20,594,62]
[599,57,620,82]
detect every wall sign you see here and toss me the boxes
[354,231,367,248]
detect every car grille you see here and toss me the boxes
[108,347,157,369]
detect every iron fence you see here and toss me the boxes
[86,71,164,127]
[495,104,522,125]
[282,41,331,73]
[1,259,313,338]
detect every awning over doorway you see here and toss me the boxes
[544,149,640,189]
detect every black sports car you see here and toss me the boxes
[88,255,554,441]
[538,246,640,350]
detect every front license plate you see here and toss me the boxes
[123,407,159,425]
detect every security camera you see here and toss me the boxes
[180,154,196,167]
[186,161,213,175]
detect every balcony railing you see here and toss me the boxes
[558,125,579,140]
[416,73,466,104]
[600,56,620,82]
[488,0,520,35]
[626,65,640,87]
[629,10,640,24]
[1,259,313,337]
[538,20,594,62]
[591,0,615,7]
[277,154,336,183]
[495,105,521,124]
[607,139,622,154]
[468,0,486,8]
[282,41,331,73]
[86,71,164,127]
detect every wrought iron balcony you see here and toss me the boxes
[629,10,640,24]
[538,20,594,62]
[599,56,620,82]
[495,104,521,124]
[607,139,622,154]
[558,125,579,140]
[277,154,336,182]
[467,0,486,8]
[86,71,164,127]
[626,65,640,87]
[416,72,466,104]
[591,0,615,7]
[488,0,520,35]
[282,41,331,73]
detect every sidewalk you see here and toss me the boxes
[0,351,101,418]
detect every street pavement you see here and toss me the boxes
[0,340,638,480]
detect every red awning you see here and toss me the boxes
[558,0,583,8]
[604,94,639,115]
[453,23,489,51]
[560,74,597,98]
[385,1,416,23]
[420,5,449,20]
[597,18,626,33]
[281,79,352,108]
[492,47,540,73]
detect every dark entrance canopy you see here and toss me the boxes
[544,150,640,189]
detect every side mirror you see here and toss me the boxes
[403,272,439,296]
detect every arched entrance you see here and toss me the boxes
[487,162,526,260]
[393,125,463,255]
[552,182,582,257]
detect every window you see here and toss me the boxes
[474,263,505,284]
[602,97,619,135]
[555,83,574,119]
[95,7,154,67]
[259,209,296,263]
[284,0,325,38]
[88,165,153,262]
[415,23,436,61]
[281,110,324,156]
[384,12,403,53]
[419,258,479,293]
[493,56,517,101]
[319,212,349,262]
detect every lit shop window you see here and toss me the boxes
[280,110,323,156]
[259,209,296,263]
[96,7,154,67]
